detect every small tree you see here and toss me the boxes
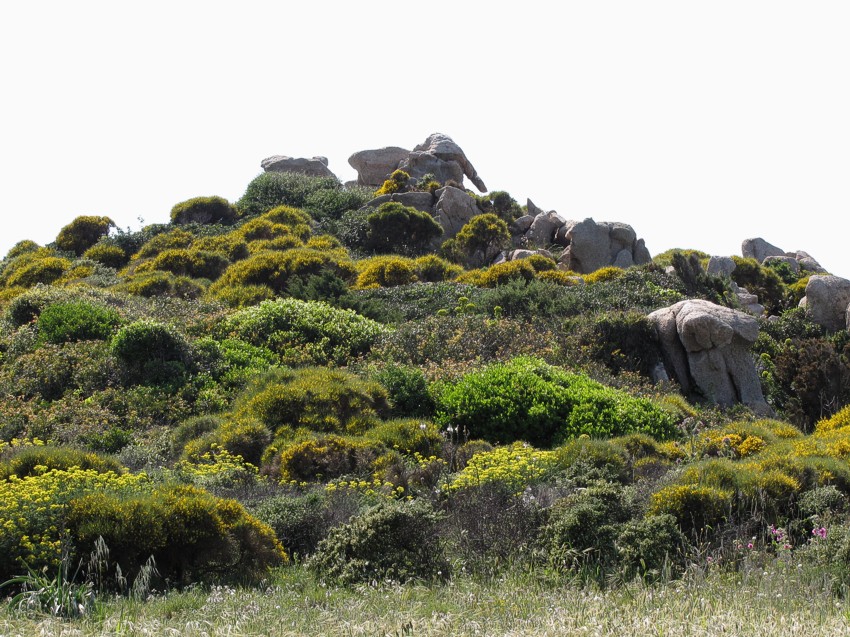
[55,216,115,256]
[450,214,511,267]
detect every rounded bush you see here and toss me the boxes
[365,419,443,456]
[83,243,129,269]
[0,445,122,481]
[170,196,237,225]
[110,320,192,386]
[649,483,732,537]
[372,363,434,418]
[55,216,114,256]
[414,255,463,282]
[364,202,442,255]
[37,300,121,344]
[237,172,341,217]
[270,435,385,482]
[355,256,418,289]
[309,499,448,585]
[616,514,687,581]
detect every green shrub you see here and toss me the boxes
[616,514,687,581]
[0,445,122,481]
[372,363,434,418]
[586,311,661,376]
[414,255,463,282]
[3,254,71,288]
[83,243,129,269]
[555,438,631,485]
[67,483,286,586]
[731,256,788,315]
[251,490,363,559]
[355,256,418,289]
[110,320,193,386]
[304,186,373,223]
[192,234,251,262]
[365,419,443,456]
[309,499,448,585]
[118,271,204,300]
[435,357,678,447]
[237,172,341,217]
[4,240,41,260]
[132,229,194,259]
[649,483,732,537]
[36,301,120,344]
[170,196,237,225]
[233,367,389,438]
[374,170,410,196]
[449,214,511,267]
[364,202,442,255]
[447,442,558,493]
[269,435,385,482]
[219,298,387,366]
[460,260,537,288]
[55,216,114,256]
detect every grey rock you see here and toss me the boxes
[797,253,828,274]
[411,133,487,192]
[261,155,338,179]
[526,199,545,217]
[707,256,736,277]
[527,211,566,247]
[507,248,555,262]
[741,237,785,263]
[562,218,614,273]
[606,222,637,259]
[511,215,535,235]
[433,186,481,240]
[348,147,410,186]
[398,152,465,187]
[612,248,635,269]
[801,275,850,332]
[648,299,771,414]
[633,238,652,265]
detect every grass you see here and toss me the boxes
[3,561,850,636]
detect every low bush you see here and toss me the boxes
[364,419,443,456]
[110,320,193,386]
[648,483,732,537]
[447,441,558,494]
[371,363,434,418]
[55,216,114,256]
[36,300,121,344]
[171,196,237,225]
[616,513,687,581]
[0,445,122,481]
[237,171,341,217]
[269,435,385,482]
[83,243,129,269]
[364,202,442,255]
[309,499,448,585]
[355,256,418,289]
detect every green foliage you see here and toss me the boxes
[55,216,114,256]
[670,252,729,304]
[649,483,732,537]
[457,260,537,288]
[83,243,129,269]
[731,256,788,315]
[364,202,442,255]
[449,214,511,267]
[110,320,193,387]
[476,190,523,221]
[364,419,443,456]
[170,196,237,225]
[233,367,389,439]
[36,301,120,344]
[67,483,286,586]
[117,271,204,300]
[653,248,709,269]
[413,255,462,282]
[219,298,387,366]
[4,240,41,260]
[371,363,434,418]
[435,357,679,447]
[374,170,410,196]
[309,499,448,585]
[585,311,661,377]
[448,442,558,493]
[132,229,195,260]
[355,256,418,289]
[304,186,373,223]
[237,171,341,217]
[555,438,631,485]
[137,248,230,280]
[270,435,385,483]
[0,445,122,481]
[1,252,71,289]
[616,514,687,581]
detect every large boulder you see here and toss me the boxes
[398,151,465,187]
[648,299,771,414]
[261,155,338,179]
[432,186,482,240]
[549,213,652,274]
[799,275,850,332]
[526,211,567,247]
[407,133,487,192]
[348,147,410,186]
[741,237,785,263]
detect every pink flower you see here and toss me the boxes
[747,543,754,549]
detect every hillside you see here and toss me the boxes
[2,136,850,630]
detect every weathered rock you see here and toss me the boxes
[410,133,487,192]
[707,256,736,277]
[800,275,850,332]
[363,192,436,214]
[526,199,545,218]
[398,151,465,187]
[847,303,850,332]
[633,238,652,265]
[348,147,410,186]
[612,249,635,269]
[742,237,785,263]
[561,218,615,273]
[432,186,481,240]
[511,215,535,235]
[795,251,828,274]
[261,155,338,179]
[527,211,566,247]
[607,223,637,260]
[648,299,771,414]
[507,248,555,262]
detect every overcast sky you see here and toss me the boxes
[2,1,848,278]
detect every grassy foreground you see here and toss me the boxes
[3,561,850,637]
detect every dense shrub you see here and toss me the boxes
[435,357,679,447]
[555,438,631,485]
[355,256,418,289]
[731,256,788,315]
[648,483,732,537]
[67,483,286,586]
[55,216,114,256]
[364,202,442,255]
[456,260,537,288]
[364,419,443,456]
[237,172,341,217]
[83,242,129,269]
[414,255,463,282]
[117,271,204,300]
[616,514,687,581]
[171,196,237,225]
[132,229,195,259]
[447,442,558,493]
[304,186,373,223]
[193,234,251,262]
[447,214,511,267]
[232,367,390,439]
[374,170,410,196]
[584,311,662,377]
[309,499,448,585]
[219,298,387,366]
[110,320,193,386]
[371,363,434,418]
[1,253,71,288]
[269,435,385,482]
[36,300,121,344]
[0,445,122,481]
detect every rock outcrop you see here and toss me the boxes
[740,238,827,274]
[799,275,850,332]
[348,133,486,192]
[260,155,338,179]
[648,299,771,414]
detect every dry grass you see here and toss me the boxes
[2,561,850,636]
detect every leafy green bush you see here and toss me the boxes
[67,483,286,585]
[237,172,341,217]
[364,202,442,255]
[137,248,230,280]
[0,445,122,481]
[309,499,448,585]
[435,357,679,447]
[731,256,788,315]
[132,229,194,259]
[269,435,385,482]
[233,367,389,439]
[83,243,129,269]
[304,186,373,223]
[584,311,661,377]
[364,419,443,456]
[456,260,537,288]
[55,216,114,256]
[648,483,732,537]
[170,196,237,225]
[219,298,388,366]
[117,271,204,300]
[414,255,463,282]
[1,253,71,288]
[447,442,558,493]
[616,514,687,581]
[36,301,121,344]
[374,170,410,196]
[371,363,434,418]
[448,214,511,267]
[555,438,631,485]
[110,320,193,386]
[355,256,418,289]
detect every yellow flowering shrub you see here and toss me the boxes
[447,442,558,494]
[648,483,732,536]
[815,404,850,433]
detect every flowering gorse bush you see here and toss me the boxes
[447,442,558,494]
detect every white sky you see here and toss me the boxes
[2,1,849,278]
